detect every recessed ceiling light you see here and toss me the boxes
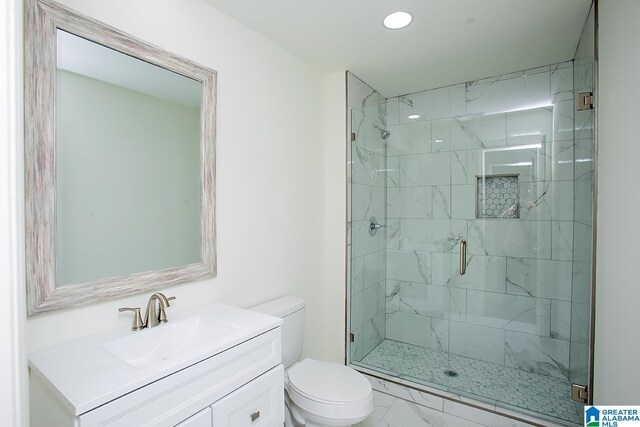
[383,12,413,30]
[408,114,420,119]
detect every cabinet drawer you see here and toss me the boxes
[176,407,211,427]
[211,365,283,427]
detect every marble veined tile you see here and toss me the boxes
[551,62,574,103]
[398,87,450,122]
[386,311,430,347]
[551,140,574,182]
[451,114,507,151]
[350,325,363,362]
[386,249,431,284]
[351,145,385,187]
[467,143,550,184]
[551,221,573,261]
[398,152,451,186]
[352,220,385,258]
[366,377,444,411]
[364,250,386,288]
[386,97,399,127]
[452,184,475,219]
[364,313,386,355]
[451,150,468,184]
[386,121,431,156]
[351,183,385,221]
[430,318,449,352]
[431,186,451,219]
[550,300,571,341]
[449,321,505,364]
[350,256,365,295]
[506,106,552,146]
[466,70,551,116]
[506,258,572,301]
[467,220,551,259]
[519,181,552,221]
[383,398,485,427]
[362,116,389,154]
[399,219,461,253]
[553,100,574,143]
[387,186,433,219]
[357,340,582,425]
[431,119,452,153]
[351,284,379,328]
[505,331,570,379]
[573,222,593,263]
[385,280,400,313]
[450,84,466,117]
[466,290,551,337]
[449,254,507,293]
[399,282,449,319]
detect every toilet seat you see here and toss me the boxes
[286,358,373,422]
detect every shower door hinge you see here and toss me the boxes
[577,92,593,111]
[349,333,355,342]
[571,383,589,403]
[351,132,356,142]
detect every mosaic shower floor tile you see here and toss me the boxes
[356,339,582,425]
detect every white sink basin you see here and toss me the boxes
[103,315,241,368]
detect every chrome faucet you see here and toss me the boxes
[119,292,176,331]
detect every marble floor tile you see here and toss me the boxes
[356,339,581,425]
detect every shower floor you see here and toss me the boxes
[354,339,582,425]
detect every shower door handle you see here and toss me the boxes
[459,239,467,275]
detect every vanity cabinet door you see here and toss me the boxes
[176,407,212,427]
[211,364,284,427]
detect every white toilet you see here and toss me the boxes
[252,296,373,427]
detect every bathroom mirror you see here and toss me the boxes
[25,0,217,315]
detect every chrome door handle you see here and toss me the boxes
[459,239,467,275]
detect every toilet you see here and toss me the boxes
[252,296,373,427]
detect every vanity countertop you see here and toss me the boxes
[28,303,282,416]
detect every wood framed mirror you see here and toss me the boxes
[25,0,217,315]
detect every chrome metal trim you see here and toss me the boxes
[588,0,599,406]
[459,239,467,275]
[344,71,350,366]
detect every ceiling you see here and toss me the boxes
[203,0,592,97]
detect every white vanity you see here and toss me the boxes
[29,303,284,427]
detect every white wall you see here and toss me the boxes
[595,0,640,404]
[319,72,347,362]
[0,0,27,424]
[27,0,345,368]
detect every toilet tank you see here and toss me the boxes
[251,296,305,369]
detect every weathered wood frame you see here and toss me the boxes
[25,0,217,316]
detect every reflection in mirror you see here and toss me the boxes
[55,30,203,285]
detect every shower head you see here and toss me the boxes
[374,124,391,140]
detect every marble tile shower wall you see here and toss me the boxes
[383,62,579,382]
[570,4,595,386]
[348,73,388,362]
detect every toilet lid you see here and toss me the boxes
[287,358,371,405]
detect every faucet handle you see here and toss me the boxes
[119,307,144,331]
[158,296,176,324]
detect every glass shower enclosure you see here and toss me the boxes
[346,13,595,424]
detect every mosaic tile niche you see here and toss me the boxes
[476,174,519,219]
